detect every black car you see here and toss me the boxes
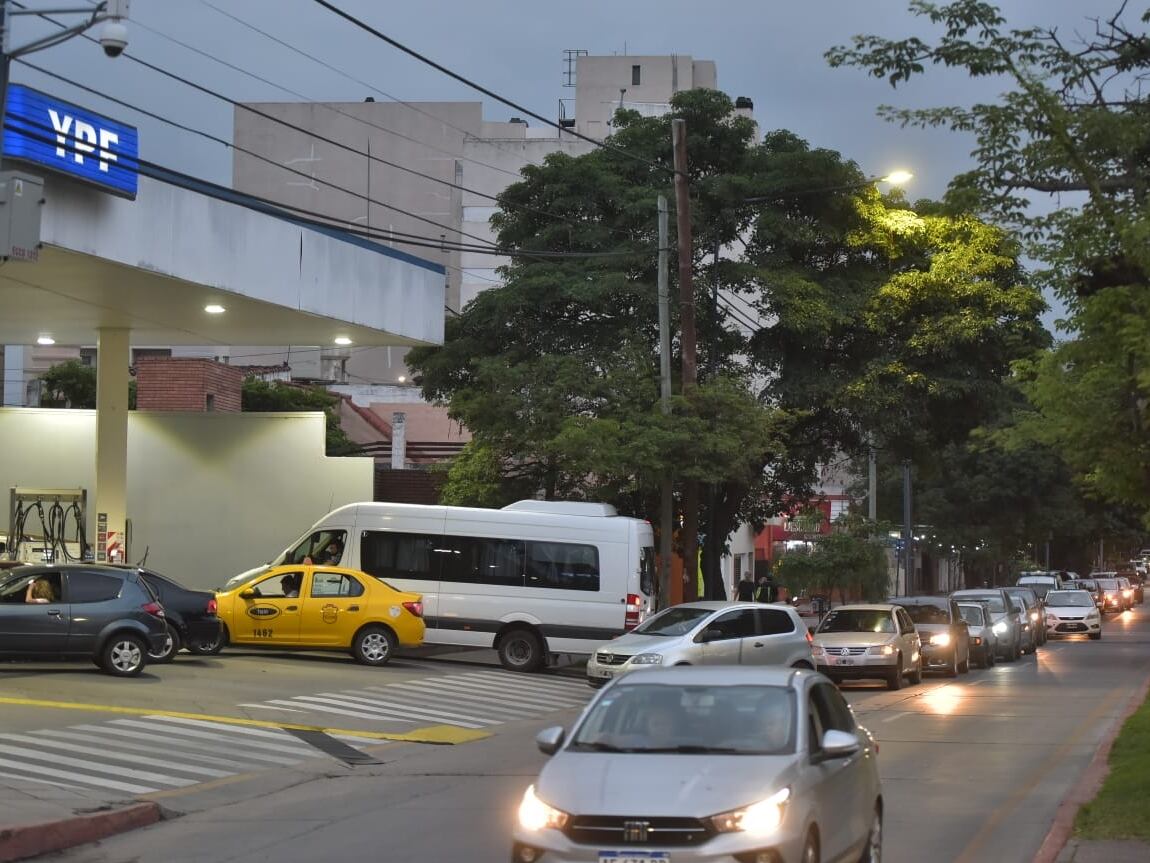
[888,595,970,676]
[130,568,224,662]
[0,564,167,676]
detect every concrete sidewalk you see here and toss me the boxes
[1056,839,1150,862]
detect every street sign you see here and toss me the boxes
[2,85,139,199]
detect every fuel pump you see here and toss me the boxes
[5,487,90,563]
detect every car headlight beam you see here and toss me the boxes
[867,644,895,656]
[518,785,569,831]
[930,632,951,647]
[711,787,791,837]
[992,621,1007,635]
[628,653,664,666]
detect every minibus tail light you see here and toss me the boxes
[624,594,642,630]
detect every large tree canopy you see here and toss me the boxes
[409,87,1047,597]
[827,0,1150,523]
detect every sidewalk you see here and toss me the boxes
[1056,839,1150,862]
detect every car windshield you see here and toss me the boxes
[957,605,985,625]
[1045,591,1095,608]
[632,606,713,637]
[955,593,1006,613]
[817,609,894,634]
[1095,579,1120,590]
[1019,582,1052,598]
[569,683,796,755]
[899,604,950,624]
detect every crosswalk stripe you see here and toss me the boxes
[108,719,321,757]
[458,671,588,699]
[0,770,78,790]
[263,698,416,724]
[0,757,156,794]
[0,733,232,778]
[291,695,486,729]
[382,677,556,715]
[318,692,498,727]
[37,727,283,771]
[407,677,582,709]
[146,716,316,742]
[461,669,589,692]
[365,680,554,712]
[380,682,534,717]
[0,744,194,788]
[62,725,301,767]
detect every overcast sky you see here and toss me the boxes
[11,0,1117,323]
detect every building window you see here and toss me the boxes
[205,393,215,411]
[631,64,641,85]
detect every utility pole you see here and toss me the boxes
[867,445,877,522]
[704,232,720,600]
[672,118,698,603]
[656,195,674,609]
[902,460,913,595]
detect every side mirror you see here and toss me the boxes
[820,729,860,759]
[535,726,565,756]
[239,589,255,599]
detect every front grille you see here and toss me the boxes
[824,646,868,656]
[565,815,713,847]
[595,651,631,666]
[1056,622,1088,632]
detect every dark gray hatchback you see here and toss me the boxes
[0,564,168,676]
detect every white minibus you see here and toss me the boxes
[234,500,656,672]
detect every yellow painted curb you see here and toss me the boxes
[0,696,490,745]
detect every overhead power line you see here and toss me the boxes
[309,0,676,177]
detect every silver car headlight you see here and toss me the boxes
[710,787,791,837]
[867,644,895,656]
[518,785,569,831]
[628,653,665,666]
[992,621,1007,635]
[929,632,951,647]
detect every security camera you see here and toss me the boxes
[99,20,128,58]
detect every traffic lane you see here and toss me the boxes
[0,649,583,732]
[841,609,1150,863]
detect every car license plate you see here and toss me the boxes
[589,667,615,679]
[599,853,668,863]
[835,657,854,665]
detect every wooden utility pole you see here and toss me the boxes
[673,118,699,603]
[657,195,674,609]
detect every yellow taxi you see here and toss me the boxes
[214,565,424,665]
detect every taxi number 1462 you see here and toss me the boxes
[251,628,275,638]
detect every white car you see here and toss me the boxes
[812,603,923,690]
[514,666,883,863]
[1044,589,1103,640]
[585,601,813,687]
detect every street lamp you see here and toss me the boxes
[0,0,130,163]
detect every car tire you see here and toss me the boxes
[987,646,996,667]
[351,625,397,666]
[908,660,923,685]
[802,828,820,863]
[99,633,147,677]
[148,624,181,664]
[945,651,958,678]
[187,625,227,656]
[886,657,904,691]
[498,627,545,673]
[858,805,882,863]
[1090,631,1102,640]
[958,649,970,674]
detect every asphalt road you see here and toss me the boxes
[5,608,1149,863]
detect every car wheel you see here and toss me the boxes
[987,646,996,667]
[148,624,181,664]
[945,651,958,678]
[498,627,545,673]
[187,625,227,656]
[958,647,970,674]
[100,633,147,677]
[908,659,923,685]
[351,625,397,666]
[1090,631,1102,641]
[886,656,904,691]
[858,805,882,863]
[802,828,820,863]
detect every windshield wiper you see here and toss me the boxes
[634,745,742,754]
[569,741,632,753]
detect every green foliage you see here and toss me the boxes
[435,440,536,508]
[40,359,96,408]
[1075,687,1150,840]
[241,379,360,456]
[773,522,892,604]
[827,0,1150,523]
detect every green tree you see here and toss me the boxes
[774,517,892,605]
[826,0,1150,523]
[40,359,96,408]
[241,379,359,456]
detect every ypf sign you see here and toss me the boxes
[2,84,139,199]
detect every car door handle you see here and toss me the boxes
[348,605,360,612]
[286,605,298,612]
[753,642,764,648]
[47,609,63,617]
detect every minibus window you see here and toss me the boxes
[525,541,600,591]
[640,547,656,597]
[283,530,347,565]
[361,531,443,580]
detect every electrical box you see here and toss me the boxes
[0,171,44,263]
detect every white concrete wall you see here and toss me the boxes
[0,408,372,589]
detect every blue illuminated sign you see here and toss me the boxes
[2,84,139,199]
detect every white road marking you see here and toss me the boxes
[0,733,232,778]
[882,712,912,723]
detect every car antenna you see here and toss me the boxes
[136,546,149,567]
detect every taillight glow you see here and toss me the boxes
[402,601,423,618]
[206,598,218,615]
[805,629,814,644]
[142,601,165,618]
[624,593,642,630]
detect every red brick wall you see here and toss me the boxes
[135,358,243,412]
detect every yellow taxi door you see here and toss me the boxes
[231,570,304,645]
[298,569,366,646]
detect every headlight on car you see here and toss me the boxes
[1046,615,1059,626]
[1030,611,1039,622]
[992,621,1007,635]
[518,785,569,831]
[811,645,826,657]
[867,644,895,656]
[929,633,951,647]
[710,787,791,837]
[628,653,664,666]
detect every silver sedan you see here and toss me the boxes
[513,666,883,863]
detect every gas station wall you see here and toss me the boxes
[0,407,371,588]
